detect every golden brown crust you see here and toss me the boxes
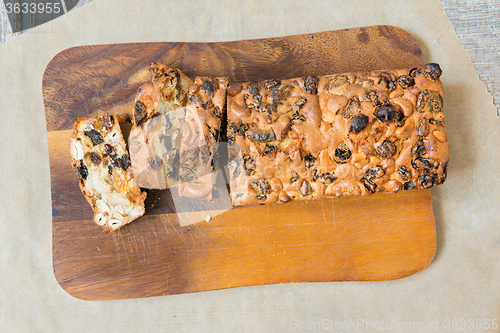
[227,63,449,206]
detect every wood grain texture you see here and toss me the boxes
[42,26,422,132]
[2,0,499,114]
[44,26,436,301]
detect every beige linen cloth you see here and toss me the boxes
[1,0,499,332]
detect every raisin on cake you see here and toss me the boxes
[70,113,147,231]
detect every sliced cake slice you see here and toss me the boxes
[70,113,147,232]
[128,63,193,189]
[178,76,229,201]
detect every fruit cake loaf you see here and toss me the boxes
[70,113,147,231]
[128,63,193,189]
[178,76,229,201]
[226,63,449,206]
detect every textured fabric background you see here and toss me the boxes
[0,0,499,332]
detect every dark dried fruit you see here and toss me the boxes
[213,105,223,119]
[341,97,361,119]
[312,169,319,181]
[258,103,279,123]
[376,140,396,159]
[411,138,426,157]
[167,149,180,179]
[228,121,248,136]
[399,166,411,182]
[104,144,115,157]
[134,101,147,126]
[395,110,406,127]
[179,165,200,184]
[312,170,336,184]
[334,143,352,163]
[416,118,429,136]
[417,90,443,114]
[349,114,369,134]
[108,154,122,171]
[299,180,313,196]
[290,171,299,184]
[101,114,114,131]
[409,67,422,78]
[266,81,293,104]
[292,96,307,110]
[418,173,436,189]
[429,118,443,127]
[398,75,415,89]
[263,145,278,158]
[84,129,103,146]
[403,181,416,190]
[243,154,255,176]
[244,93,261,109]
[291,112,306,124]
[365,89,382,106]
[200,78,216,98]
[423,63,442,81]
[361,178,377,193]
[76,160,88,180]
[107,164,114,175]
[303,75,319,94]
[374,103,396,123]
[251,179,272,195]
[379,72,397,92]
[245,127,276,142]
[228,136,235,145]
[148,156,162,170]
[319,173,336,184]
[182,147,199,166]
[189,93,214,110]
[304,153,316,168]
[188,94,201,106]
[264,79,281,90]
[364,165,385,180]
[276,87,294,104]
[412,157,438,171]
[121,155,131,170]
[248,82,260,96]
[201,148,211,165]
[89,152,102,165]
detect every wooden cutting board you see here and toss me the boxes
[44,25,436,301]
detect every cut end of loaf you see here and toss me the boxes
[70,113,147,232]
